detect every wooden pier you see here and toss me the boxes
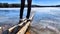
[2,13,34,34]
[2,0,32,34]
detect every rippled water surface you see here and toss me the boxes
[31,7,60,34]
[0,8,60,34]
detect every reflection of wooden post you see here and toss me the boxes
[26,0,32,19]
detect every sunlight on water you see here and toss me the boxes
[0,7,60,34]
[31,7,60,34]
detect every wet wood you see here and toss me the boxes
[26,31,30,34]
[25,25,31,34]
[17,21,30,34]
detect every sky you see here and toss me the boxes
[0,0,60,6]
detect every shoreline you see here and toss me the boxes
[0,8,20,10]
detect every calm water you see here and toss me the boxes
[0,8,60,34]
[0,8,27,26]
[0,10,19,25]
[31,7,60,34]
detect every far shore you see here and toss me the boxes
[0,8,20,10]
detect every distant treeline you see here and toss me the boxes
[0,3,60,8]
[0,3,20,8]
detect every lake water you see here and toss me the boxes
[31,7,60,34]
[0,8,60,34]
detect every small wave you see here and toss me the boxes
[30,25,60,34]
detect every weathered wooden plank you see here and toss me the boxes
[7,11,34,34]
[17,21,30,34]
[17,14,34,34]
[8,19,26,33]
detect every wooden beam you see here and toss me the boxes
[17,21,30,34]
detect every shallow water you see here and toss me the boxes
[0,7,60,34]
[31,7,60,34]
[32,7,60,29]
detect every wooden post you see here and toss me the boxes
[19,0,25,23]
[20,0,25,19]
[26,0,32,19]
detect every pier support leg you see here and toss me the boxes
[19,0,25,23]
[26,0,32,19]
[20,0,25,19]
